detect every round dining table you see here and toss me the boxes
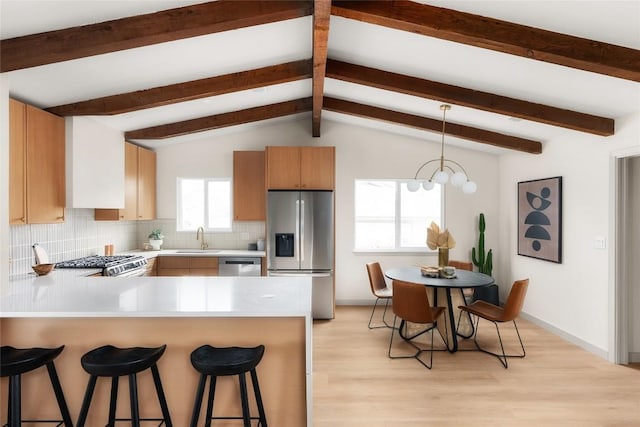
[385,267,494,352]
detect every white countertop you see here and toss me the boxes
[125,249,265,258]
[1,269,311,318]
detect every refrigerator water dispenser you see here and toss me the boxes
[275,233,294,257]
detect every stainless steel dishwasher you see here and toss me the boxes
[218,257,262,276]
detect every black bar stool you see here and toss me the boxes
[0,345,73,427]
[76,344,172,427]
[189,345,267,427]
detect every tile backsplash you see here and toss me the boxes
[9,208,266,276]
[9,208,138,277]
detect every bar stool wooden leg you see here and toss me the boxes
[8,375,20,427]
[45,362,74,427]
[151,364,173,427]
[239,372,251,427]
[190,374,207,427]
[204,376,216,427]
[108,377,119,427]
[77,375,98,427]
[128,373,141,427]
[250,369,267,427]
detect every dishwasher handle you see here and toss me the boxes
[219,257,261,265]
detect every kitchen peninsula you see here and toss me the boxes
[0,271,312,426]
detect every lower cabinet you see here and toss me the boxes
[157,256,219,276]
[144,258,157,276]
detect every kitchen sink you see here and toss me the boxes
[175,249,221,254]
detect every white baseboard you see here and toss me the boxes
[518,311,608,360]
[336,301,609,360]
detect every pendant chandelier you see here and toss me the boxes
[407,104,477,194]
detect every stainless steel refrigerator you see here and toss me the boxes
[267,190,334,319]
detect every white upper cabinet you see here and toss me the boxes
[65,116,125,208]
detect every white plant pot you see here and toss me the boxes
[149,239,163,250]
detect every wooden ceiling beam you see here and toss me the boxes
[311,0,332,137]
[327,59,614,136]
[47,59,312,116]
[125,97,312,140]
[1,1,313,72]
[332,1,640,82]
[323,96,542,154]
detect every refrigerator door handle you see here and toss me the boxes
[300,199,305,263]
[295,199,300,263]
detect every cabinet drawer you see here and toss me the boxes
[158,256,189,269]
[189,268,219,276]
[157,268,190,276]
[189,257,219,269]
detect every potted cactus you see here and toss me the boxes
[472,213,493,276]
[472,213,499,305]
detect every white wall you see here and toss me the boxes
[629,156,640,354]
[498,112,640,356]
[154,117,500,303]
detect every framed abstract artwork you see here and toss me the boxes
[517,176,562,263]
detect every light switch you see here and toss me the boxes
[594,237,607,249]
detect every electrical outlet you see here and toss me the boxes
[594,237,607,249]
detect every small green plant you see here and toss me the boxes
[148,229,164,240]
[472,213,493,276]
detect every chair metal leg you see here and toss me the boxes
[471,316,526,368]
[388,315,448,369]
[368,298,393,329]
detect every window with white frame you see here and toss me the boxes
[176,178,232,232]
[354,179,443,251]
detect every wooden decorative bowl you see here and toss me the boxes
[32,263,54,276]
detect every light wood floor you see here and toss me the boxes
[313,306,640,427]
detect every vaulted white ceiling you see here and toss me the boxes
[2,0,639,152]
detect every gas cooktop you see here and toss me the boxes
[55,255,147,277]
[55,255,136,269]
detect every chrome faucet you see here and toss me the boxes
[196,226,208,250]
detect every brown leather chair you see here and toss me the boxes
[458,278,529,368]
[365,262,393,329]
[388,280,447,369]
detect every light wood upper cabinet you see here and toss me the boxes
[137,145,156,220]
[9,99,65,224]
[266,146,335,190]
[95,143,156,221]
[300,146,335,190]
[9,99,26,225]
[233,151,265,221]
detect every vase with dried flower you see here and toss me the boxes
[426,222,456,267]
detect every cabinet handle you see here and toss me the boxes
[120,215,124,219]
[57,216,64,220]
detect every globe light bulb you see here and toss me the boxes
[462,181,477,194]
[451,172,467,187]
[434,170,449,184]
[422,180,435,190]
[407,180,420,192]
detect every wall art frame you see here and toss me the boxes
[517,176,562,263]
